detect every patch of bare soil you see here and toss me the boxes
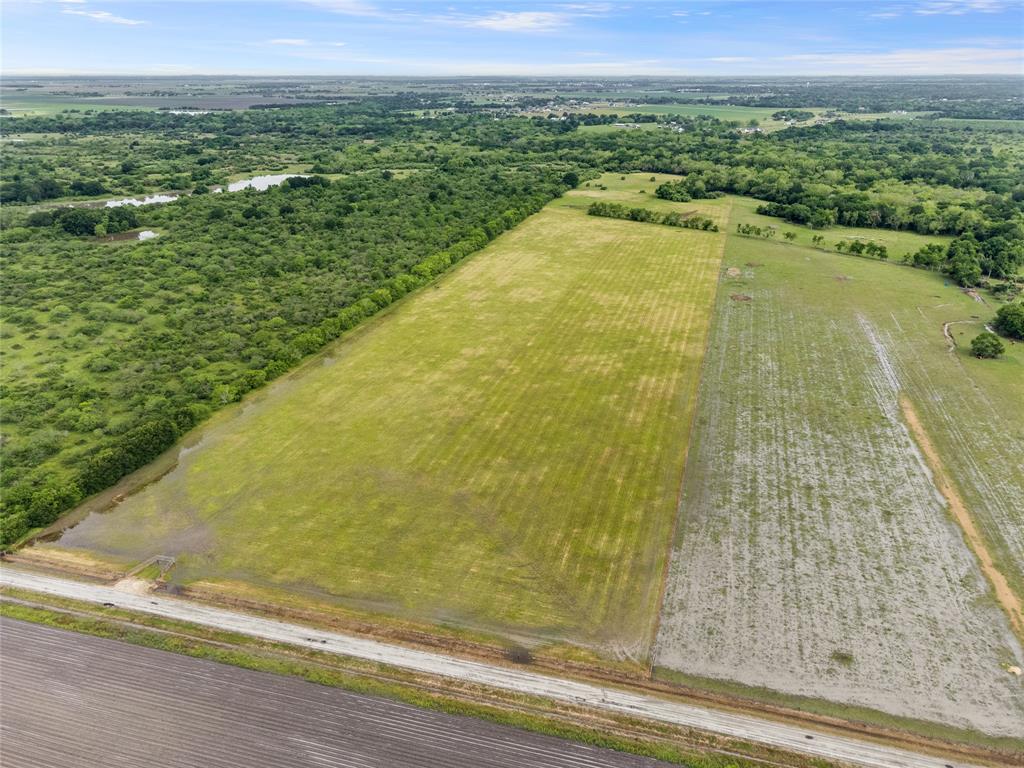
[112,577,154,595]
[834,275,850,282]
[964,289,986,304]
[729,294,752,302]
[900,394,1024,643]
[941,320,975,353]
[725,267,742,278]
[744,262,764,267]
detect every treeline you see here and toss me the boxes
[25,206,140,237]
[735,222,890,259]
[587,201,718,231]
[656,178,726,203]
[771,109,814,122]
[0,167,568,544]
[906,233,1024,286]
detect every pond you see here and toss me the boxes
[86,174,307,209]
[105,193,179,208]
[223,174,309,192]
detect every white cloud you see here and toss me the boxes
[914,0,1006,13]
[300,0,380,16]
[709,56,754,62]
[268,38,310,45]
[454,11,569,31]
[558,2,613,13]
[61,8,146,25]
[777,46,1022,74]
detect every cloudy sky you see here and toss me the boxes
[3,0,1022,76]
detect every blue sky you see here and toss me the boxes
[3,0,1022,75]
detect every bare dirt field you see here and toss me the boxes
[654,236,1024,737]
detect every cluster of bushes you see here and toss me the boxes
[971,332,1004,359]
[771,109,815,122]
[835,239,889,260]
[993,303,1024,340]
[1,416,186,544]
[735,223,779,239]
[906,233,1024,286]
[26,206,140,237]
[587,201,718,231]
[654,178,726,203]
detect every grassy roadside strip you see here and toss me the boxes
[0,592,832,768]
[654,666,1024,759]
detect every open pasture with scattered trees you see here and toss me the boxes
[654,233,1024,737]
[34,185,724,656]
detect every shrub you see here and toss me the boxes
[993,303,1024,340]
[970,331,1005,359]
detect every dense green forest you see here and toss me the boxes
[2,88,1023,544]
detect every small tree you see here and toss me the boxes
[970,332,1004,359]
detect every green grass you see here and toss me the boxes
[728,195,955,260]
[654,230,1024,737]
[556,172,731,225]
[0,94,155,117]
[45,178,725,657]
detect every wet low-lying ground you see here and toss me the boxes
[0,617,670,768]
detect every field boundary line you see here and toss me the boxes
[899,394,1024,643]
[646,198,735,673]
[0,567,992,768]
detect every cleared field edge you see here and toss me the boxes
[899,394,1024,643]
[646,198,734,669]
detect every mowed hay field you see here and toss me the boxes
[43,181,724,657]
[654,234,1024,736]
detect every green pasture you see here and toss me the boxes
[728,195,955,260]
[47,183,725,656]
[0,93,155,117]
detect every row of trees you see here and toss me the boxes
[587,201,718,231]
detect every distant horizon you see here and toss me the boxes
[4,72,1024,79]
[3,0,1023,77]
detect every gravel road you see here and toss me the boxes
[0,567,981,768]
